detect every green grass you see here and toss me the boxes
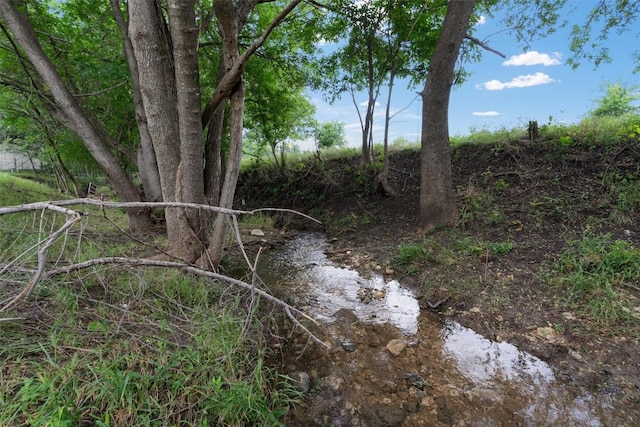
[0,172,61,206]
[548,232,640,324]
[0,175,300,426]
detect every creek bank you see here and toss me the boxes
[257,232,637,426]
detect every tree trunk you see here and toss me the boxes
[128,0,207,261]
[169,0,207,243]
[0,0,152,232]
[206,82,246,267]
[375,68,398,196]
[109,0,162,202]
[419,0,476,231]
[204,59,227,206]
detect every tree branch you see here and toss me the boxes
[465,34,506,58]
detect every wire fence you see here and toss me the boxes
[0,150,42,171]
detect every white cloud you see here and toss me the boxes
[359,100,381,107]
[472,111,500,116]
[475,15,486,25]
[503,51,562,66]
[477,72,556,90]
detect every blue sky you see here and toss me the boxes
[307,1,639,148]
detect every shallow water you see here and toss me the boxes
[260,232,635,426]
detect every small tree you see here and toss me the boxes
[315,121,347,151]
[590,82,640,117]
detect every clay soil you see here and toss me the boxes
[237,139,640,425]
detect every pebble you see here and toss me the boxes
[288,371,310,393]
[386,338,409,356]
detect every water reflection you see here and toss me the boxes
[442,319,555,385]
[260,232,633,426]
[264,232,419,334]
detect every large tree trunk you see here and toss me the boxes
[419,0,476,231]
[128,0,207,261]
[0,0,152,232]
[169,0,207,242]
[109,0,162,202]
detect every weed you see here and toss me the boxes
[457,184,504,229]
[393,237,458,274]
[548,232,640,324]
[456,237,514,256]
[240,212,276,229]
[604,172,640,224]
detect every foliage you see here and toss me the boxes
[589,82,640,117]
[390,136,417,149]
[315,121,347,150]
[393,238,457,274]
[457,184,504,229]
[549,232,640,324]
[566,0,640,72]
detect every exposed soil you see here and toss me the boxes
[237,139,640,425]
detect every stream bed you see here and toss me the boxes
[259,232,636,426]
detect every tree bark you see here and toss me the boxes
[109,0,162,202]
[419,0,476,231]
[168,0,207,243]
[204,59,227,206]
[0,0,152,232]
[128,0,208,261]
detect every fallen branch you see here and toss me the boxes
[0,199,327,348]
[0,198,321,225]
[0,204,82,313]
[43,256,329,349]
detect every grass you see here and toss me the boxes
[548,231,640,324]
[0,176,301,426]
[0,172,61,205]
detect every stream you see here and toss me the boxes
[259,232,636,426]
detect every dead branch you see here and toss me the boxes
[0,204,82,313]
[28,256,329,349]
[464,34,506,58]
[0,198,321,224]
[0,199,327,349]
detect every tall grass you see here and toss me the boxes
[0,175,300,426]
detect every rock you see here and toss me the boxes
[386,338,409,356]
[377,405,406,426]
[333,308,358,324]
[373,289,386,299]
[469,306,481,313]
[404,399,420,413]
[288,371,310,393]
[421,396,436,408]
[383,380,398,393]
[250,228,265,236]
[340,340,357,352]
[404,373,428,390]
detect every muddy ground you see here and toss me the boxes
[237,139,640,426]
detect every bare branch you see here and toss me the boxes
[42,256,330,349]
[0,198,321,224]
[465,34,506,58]
[0,206,82,313]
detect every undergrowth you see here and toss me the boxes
[548,232,640,325]
[0,181,300,426]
